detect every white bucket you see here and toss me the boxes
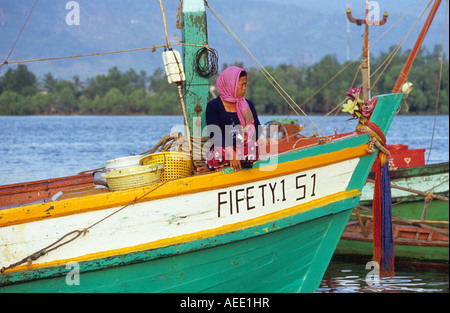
[105,155,143,172]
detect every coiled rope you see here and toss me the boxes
[194,46,219,78]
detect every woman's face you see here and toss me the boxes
[236,75,248,98]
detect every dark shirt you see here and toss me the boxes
[205,96,261,149]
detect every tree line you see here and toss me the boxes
[0,45,448,116]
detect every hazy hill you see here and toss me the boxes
[0,0,447,81]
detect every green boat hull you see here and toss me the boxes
[354,199,449,228]
[360,162,449,206]
[336,235,448,266]
[335,199,449,266]
[335,160,449,266]
[1,202,354,293]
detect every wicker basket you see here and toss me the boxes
[140,152,192,181]
[102,164,164,191]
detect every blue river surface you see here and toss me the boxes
[0,114,448,293]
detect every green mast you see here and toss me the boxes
[181,0,210,137]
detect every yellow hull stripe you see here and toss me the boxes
[3,189,360,274]
[0,143,368,227]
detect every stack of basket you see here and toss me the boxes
[102,155,164,192]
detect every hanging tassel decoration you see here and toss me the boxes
[380,157,394,277]
[343,88,394,278]
[362,121,395,278]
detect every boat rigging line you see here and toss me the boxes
[427,0,448,165]
[204,0,328,138]
[204,0,441,138]
[0,0,39,75]
[370,0,432,91]
[329,0,432,124]
[319,0,445,137]
[159,0,172,50]
[2,44,190,65]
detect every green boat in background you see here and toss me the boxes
[336,162,449,266]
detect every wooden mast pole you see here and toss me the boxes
[181,0,210,137]
[347,1,388,100]
[392,0,442,93]
[363,1,370,100]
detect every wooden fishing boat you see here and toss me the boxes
[0,0,409,293]
[334,0,449,266]
[362,161,449,205]
[0,174,96,209]
[335,161,449,266]
[372,144,426,171]
[0,108,401,293]
[337,217,448,266]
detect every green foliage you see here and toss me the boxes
[0,64,37,96]
[0,45,448,115]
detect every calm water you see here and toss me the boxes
[318,257,449,293]
[0,114,448,293]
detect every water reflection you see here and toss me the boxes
[318,258,449,293]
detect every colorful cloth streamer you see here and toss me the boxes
[360,120,395,278]
[343,87,394,277]
[372,156,395,278]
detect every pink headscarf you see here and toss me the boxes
[216,66,255,130]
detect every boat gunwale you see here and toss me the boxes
[367,161,449,180]
[0,132,371,228]
[341,231,449,247]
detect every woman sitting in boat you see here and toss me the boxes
[196,66,261,173]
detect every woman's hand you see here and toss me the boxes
[225,146,242,171]
[195,165,212,174]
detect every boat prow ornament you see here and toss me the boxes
[342,87,395,278]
